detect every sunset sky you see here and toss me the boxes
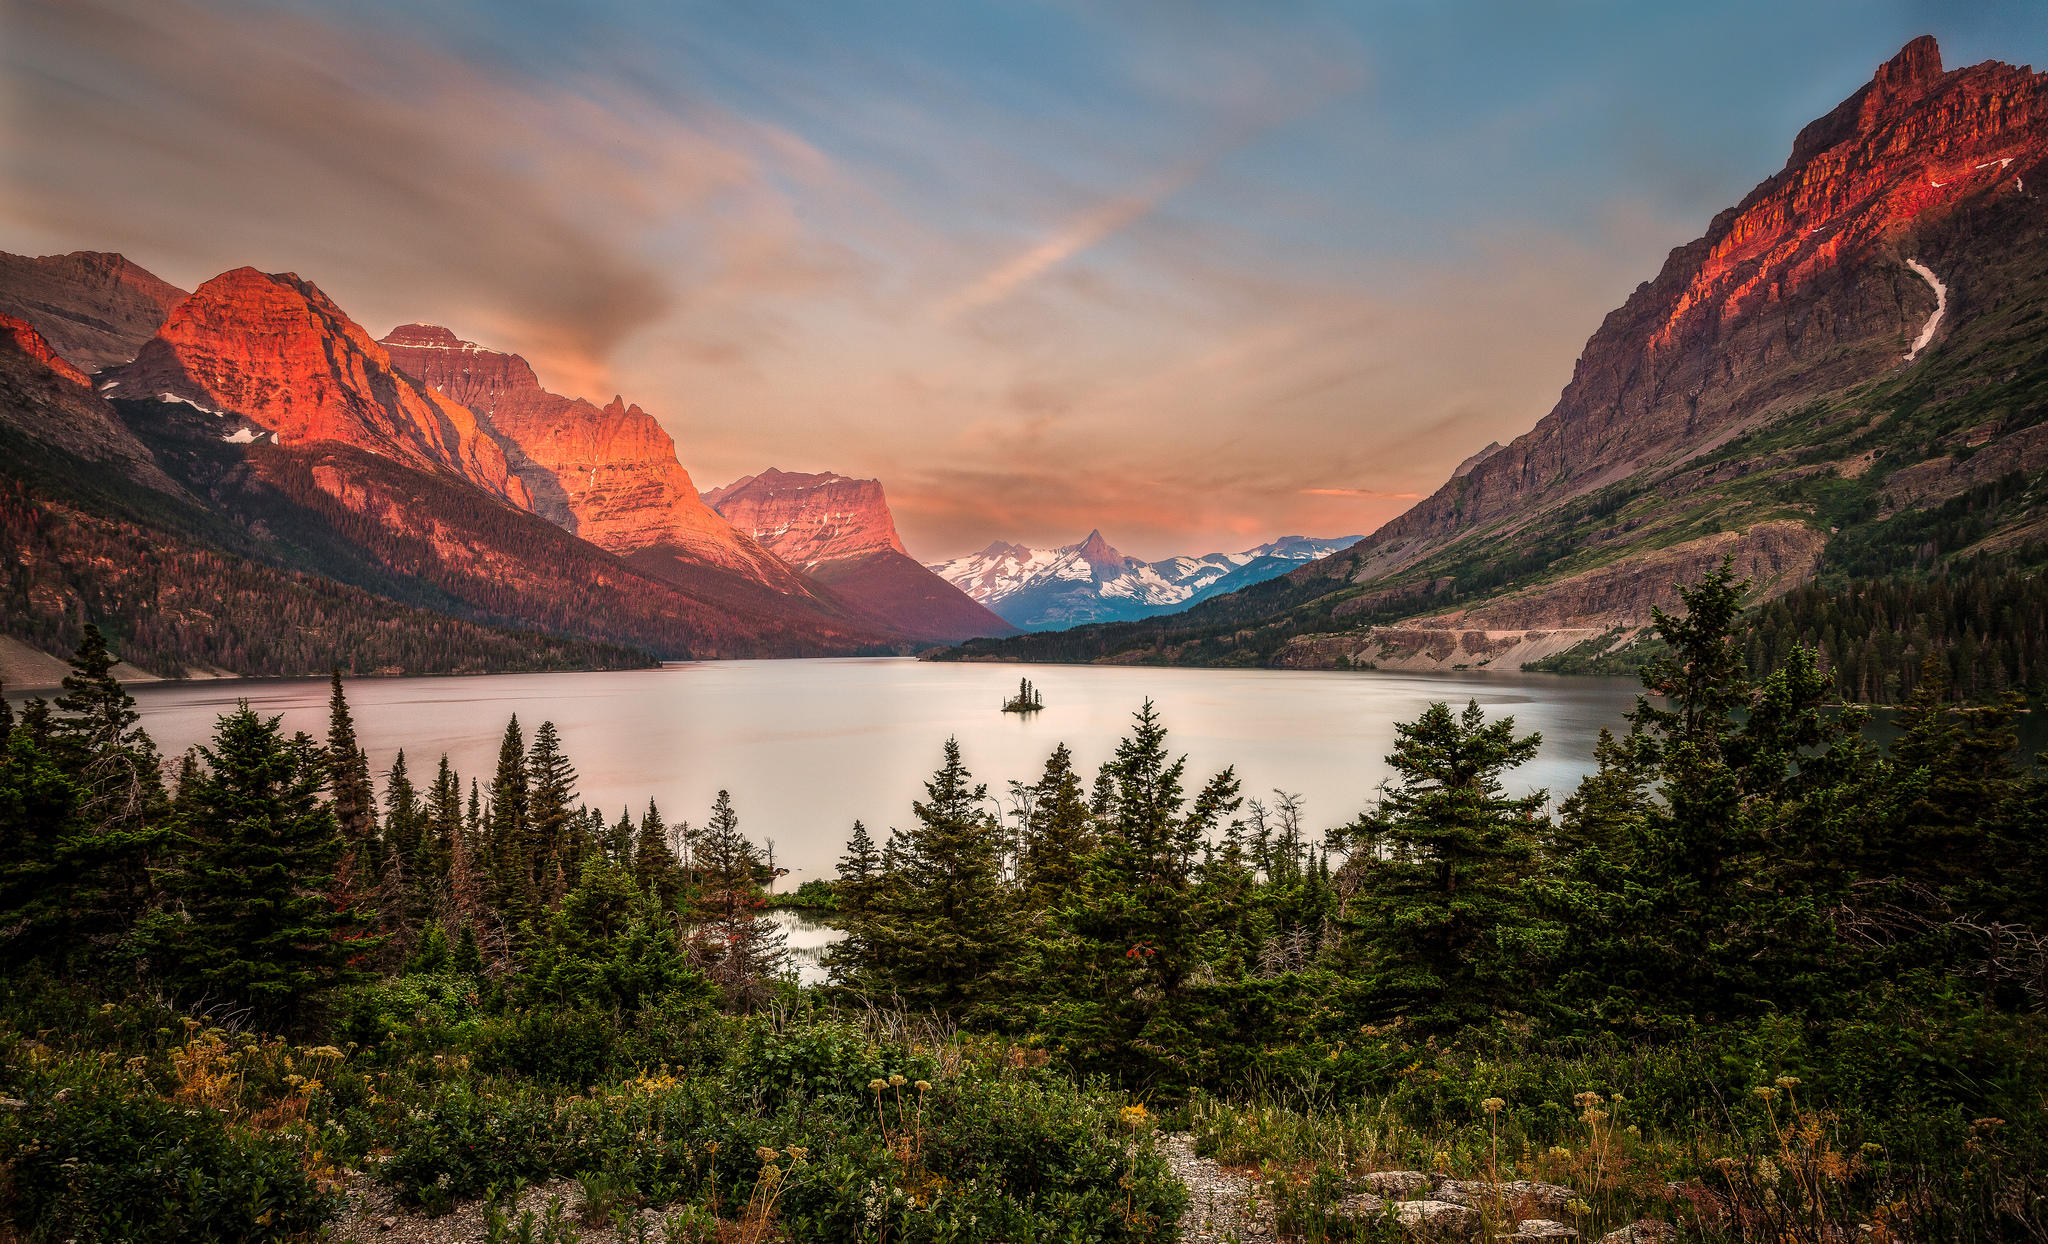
[3,0,2042,561]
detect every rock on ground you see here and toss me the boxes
[1159,1132,1277,1243]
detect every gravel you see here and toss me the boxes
[1159,1132,1278,1243]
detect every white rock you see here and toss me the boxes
[1356,1169,1434,1199]
[1395,1200,1481,1240]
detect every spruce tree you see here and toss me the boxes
[1018,744,1095,908]
[161,704,371,1025]
[484,716,529,930]
[1340,700,1548,1030]
[633,800,683,905]
[324,670,378,896]
[525,720,580,909]
[846,740,1009,1014]
[689,790,785,1010]
[51,623,164,827]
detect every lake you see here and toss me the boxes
[125,659,1644,886]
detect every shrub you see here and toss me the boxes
[0,1073,335,1243]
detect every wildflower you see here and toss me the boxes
[914,1080,931,1092]
[1755,1157,1781,1187]
[786,1146,809,1164]
[1775,1075,1801,1090]
[757,1146,780,1163]
[1753,1086,1779,1101]
[869,1078,888,1092]
[889,1074,907,1087]
[1481,1097,1505,1115]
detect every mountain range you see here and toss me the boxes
[928,531,1361,631]
[943,38,2048,673]
[0,254,1010,682]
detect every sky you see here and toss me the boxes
[2,1,2043,561]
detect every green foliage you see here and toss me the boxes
[0,1066,335,1243]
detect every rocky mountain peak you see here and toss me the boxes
[1075,529,1122,565]
[0,312,91,387]
[705,469,909,565]
[115,268,531,506]
[378,325,805,593]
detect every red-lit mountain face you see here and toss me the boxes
[0,257,903,666]
[947,38,2048,671]
[112,269,533,507]
[379,325,806,595]
[706,469,1017,642]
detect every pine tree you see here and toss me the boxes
[525,721,580,908]
[424,756,463,914]
[846,740,1010,1014]
[689,790,785,1010]
[633,800,683,905]
[158,704,371,1025]
[1017,744,1095,908]
[484,716,529,931]
[51,623,164,827]
[382,750,430,943]
[1045,702,1240,1086]
[1339,700,1548,1030]
[324,671,379,903]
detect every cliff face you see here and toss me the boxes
[379,325,804,592]
[703,469,909,567]
[707,469,1015,642]
[1324,37,2048,589]
[0,250,189,373]
[114,271,531,507]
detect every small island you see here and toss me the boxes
[1000,676,1045,713]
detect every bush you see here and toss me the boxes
[0,1074,334,1243]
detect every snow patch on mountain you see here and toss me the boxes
[928,531,1362,630]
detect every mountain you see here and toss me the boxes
[379,324,804,595]
[942,38,2048,672]
[113,269,532,506]
[705,468,1016,642]
[0,255,902,674]
[0,293,651,680]
[929,530,1362,631]
[0,250,188,373]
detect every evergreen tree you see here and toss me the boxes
[633,800,683,905]
[324,670,378,897]
[423,755,462,914]
[157,705,371,1025]
[51,623,164,828]
[484,717,529,931]
[845,740,1010,1014]
[1339,700,1548,1030]
[688,790,785,1010]
[1017,744,1096,908]
[525,721,580,907]
[1044,703,1239,1087]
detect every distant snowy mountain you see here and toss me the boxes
[927,530,1361,631]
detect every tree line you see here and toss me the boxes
[830,563,2048,1091]
[0,632,786,1028]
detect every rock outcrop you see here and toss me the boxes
[378,324,804,593]
[0,250,188,373]
[707,469,1015,643]
[114,270,531,507]
[1,312,91,388]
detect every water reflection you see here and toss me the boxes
[122,658,1646,882]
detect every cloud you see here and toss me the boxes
[1301,488,1424,499]
[0,0,845,395]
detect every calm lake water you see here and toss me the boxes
[124,659,1643,887]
